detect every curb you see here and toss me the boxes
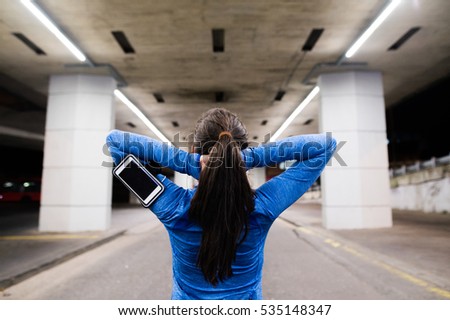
[0,230,126,291]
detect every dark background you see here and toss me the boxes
[386,74,450,166]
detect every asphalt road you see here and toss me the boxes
[1,211,444,300]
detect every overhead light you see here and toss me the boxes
[345,0,401,58]
[302,28,324,52]
[388,26,421,51]
[0,125,45,141]
[274,90,286,101]
[212,29,225,52]
[270,86,320,142]
[111,31,135,54]
[20,1,169,146]
[153,93,165,103]
[215,91,225,102]
[114,89,171,146]
[273,0,396,141]
[20,0,87,62]
[12,32,46,55]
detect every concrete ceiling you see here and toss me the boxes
[0,0,449,148]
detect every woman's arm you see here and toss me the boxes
[148,174,192,225]
[241,133,335,169]
[106,130,201,179]
[106,130,193,223]
[252,133,336,221]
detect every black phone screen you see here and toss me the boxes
[118,160,159,200]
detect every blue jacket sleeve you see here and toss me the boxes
[106,130,195,223]
[252,133,336,221]
[148,174,192,225]
[106,130,201,179]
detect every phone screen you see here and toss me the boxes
[118,160,159,200]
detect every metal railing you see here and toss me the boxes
[390,153,450,178]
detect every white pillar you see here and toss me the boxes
[318,71,392,229]
[39,75,116,232]
[174,171,195,189]
[174,145,196,189]
[247,167,266,189]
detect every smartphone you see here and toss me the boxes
[113,154,164,207]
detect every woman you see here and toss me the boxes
[107,107,336,299]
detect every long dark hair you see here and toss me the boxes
[189,108,255,286]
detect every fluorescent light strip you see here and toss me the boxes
[270,86,320,142]
[20,0,86,62]
[345,0,401,58]
[272,1,400,140]
[21,1,170,145]
[114,90,172,146]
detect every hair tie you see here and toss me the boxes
[218,131,232,139]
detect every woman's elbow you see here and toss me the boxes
[328,136,337,153]
[324,135,337,165]
[106,129,123,146]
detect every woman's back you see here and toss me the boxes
[106,107,336,299]
[163,187,278,299]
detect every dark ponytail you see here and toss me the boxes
[189,108,255,286]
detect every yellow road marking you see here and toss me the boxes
[0,234,99,240]
[324,238,341,248]
[296,226,315,235]
[378,262,428,287]
[294,225,450,299]
[428,287,450,299]
[342,245,366,258]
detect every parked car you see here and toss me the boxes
[0,178,41,203]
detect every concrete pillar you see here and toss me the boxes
[318,71,392,229]
[174,171,196,189]
[247,167,266,189]
[39,75,116,232]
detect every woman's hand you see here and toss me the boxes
[199,155,209,170]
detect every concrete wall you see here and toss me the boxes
[298,165,450,214]
[390,165,450,213]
